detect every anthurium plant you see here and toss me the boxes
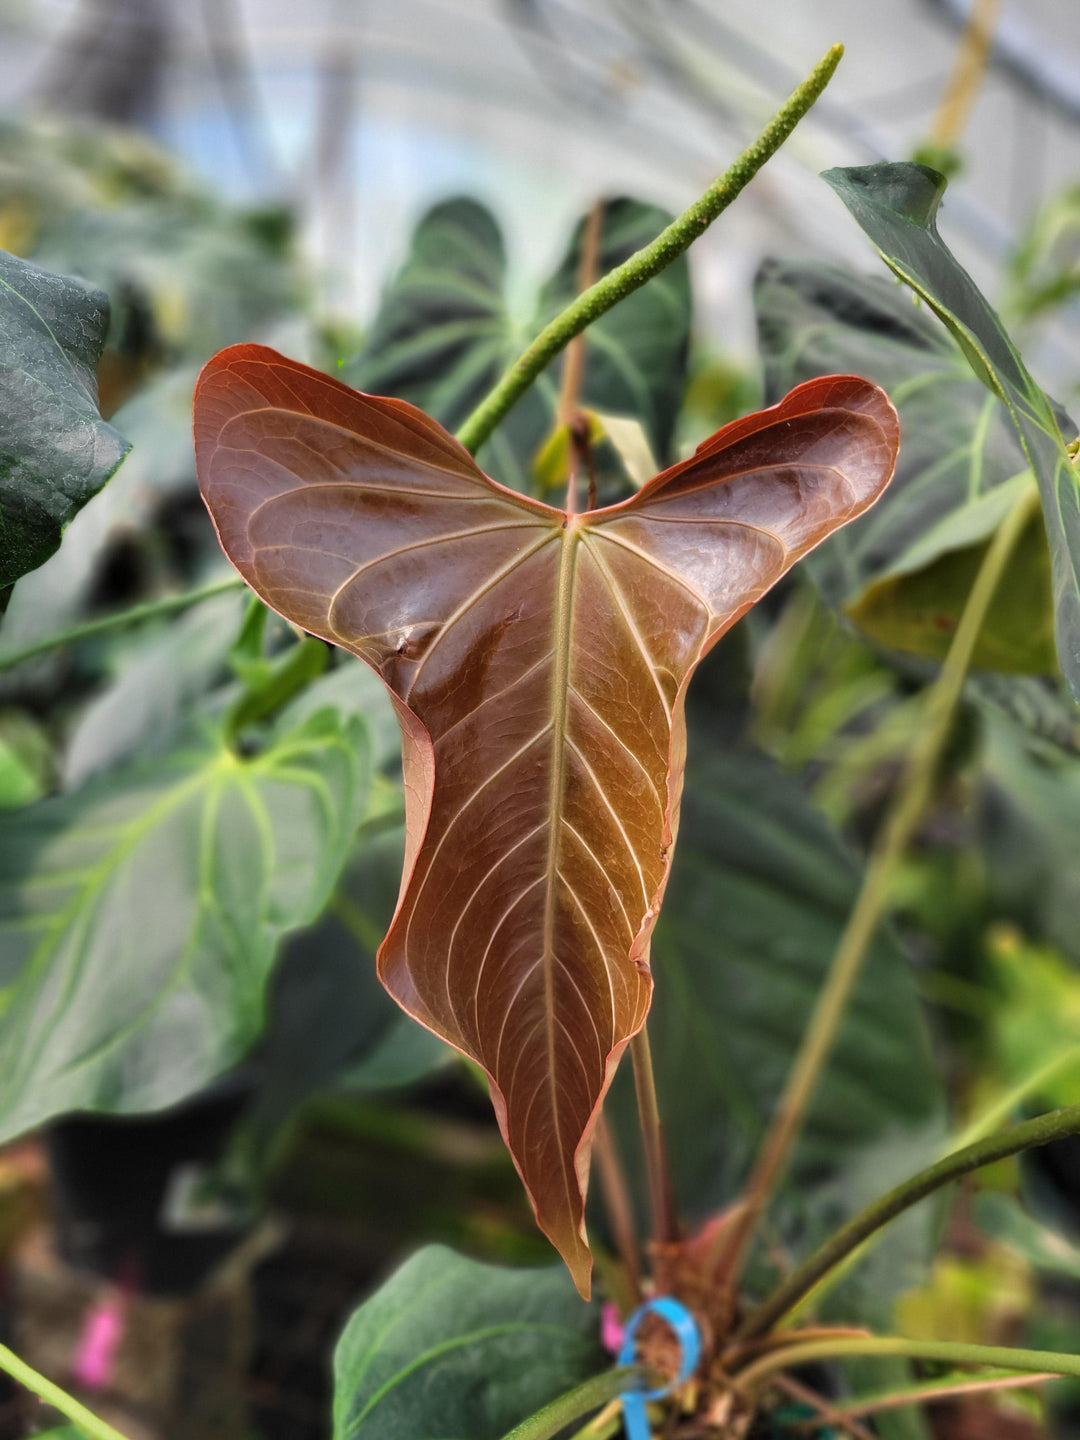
[7,40,1080,1440]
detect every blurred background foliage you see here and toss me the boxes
[1,2,1080,1439]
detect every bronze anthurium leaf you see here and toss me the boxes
[194,343,899,1294]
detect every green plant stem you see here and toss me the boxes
[951,1044,1080,1150]
[567,1399,624,1440]
[735,1336,1080,1399]
[500,1366,653,1440]
[735,1102,1080,1342]
[593,1112,642,1298]
[454,44,843,457]
[0,1341,131,1440]
[835,1368,1055,1423]
[0,575,245,671]
[711,480,1041,1306]
[774,1374,877,1440]
[630,1026,677,1253]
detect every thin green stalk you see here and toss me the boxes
[500,1366,653,1440]
[454,44,843,457]
[567,1398,624,1439]
[735,1336,1080,1398]
[834,1368,1055,1423]
[712,481,1040,1305]
[735,1102,1080,1342]
[593,1112,642,1299]
[0,574,245,671]
[630,1026,677,1252]
[0,1341,132,1440]
[951,1044,1080,1151]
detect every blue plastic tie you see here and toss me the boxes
[616,1296,702,1440]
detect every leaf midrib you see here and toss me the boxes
[541,523,581,1207]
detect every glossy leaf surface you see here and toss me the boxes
[332,1245,602,1440]
[824,163,1080,694]
[194,343,899,1291]
[0,249,129,602]
[343,196,690,499]
[0,707,370,1141]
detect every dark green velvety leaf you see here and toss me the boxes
[755,259,1057,673]
[755,258,1030,606]
[332,1245,603,1440]
[610,741,942,1242]
[346,198,509,440]
[0,365,201,661]
[823,163,1080,695]
[0,249,129,598]
[0,708,371,1141]
[344,195,690,497]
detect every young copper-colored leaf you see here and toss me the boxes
[194,344,898,1293]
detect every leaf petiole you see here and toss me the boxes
[832,1367,1056,1424]
[735,1101,1080,1341]
[499,1366,655,1440]
[0,575,245,671]
[0,1341,131,1440]
[735,1335,1080,1399]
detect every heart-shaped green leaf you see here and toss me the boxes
[823,163,1080,692]
[343,196,691,498]
[195,344,898,1291]
[0,707,371,1141]
[0,249,129,604]
[332,1245,603,1440]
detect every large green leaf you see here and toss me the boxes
[0,366,201,660]
[823,163,1080,694]
[756,258,1030,606]
[236,819,452,1175]
[332,1245,603,1440]
[755,258,1056,672]
[0,249,129,601]
[0,707,371,1141]
[344,195,690,497]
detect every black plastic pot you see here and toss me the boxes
[46,1071,256,1297]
